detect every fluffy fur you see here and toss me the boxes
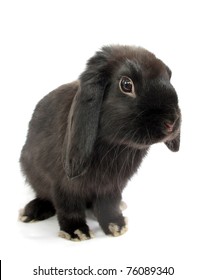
[20,45,181,240]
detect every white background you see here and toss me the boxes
[0,0,205,279]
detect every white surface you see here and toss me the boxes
[0,0,205,279]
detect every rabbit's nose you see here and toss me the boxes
[164,121,175,132]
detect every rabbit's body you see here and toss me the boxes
[20,45,181,240]
[21,81,146,198]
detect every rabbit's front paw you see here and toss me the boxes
[58,219,93,241]
[59,229,93,241]
[108,217,128,237]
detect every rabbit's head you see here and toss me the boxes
[65,45,181,179]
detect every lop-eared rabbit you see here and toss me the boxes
[20,45,181,241]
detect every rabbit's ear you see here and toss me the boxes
[64,82,106,179]
[64,54,108,179]
[164,131,180,152]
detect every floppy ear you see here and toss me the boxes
[164,131,180,152]
[64,52,109,179]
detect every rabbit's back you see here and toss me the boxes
[20,81,78,199]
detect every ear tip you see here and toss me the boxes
[65,169,82,180]
[64,160,88,180]
[65,166,81,180]
[66,173,81,180]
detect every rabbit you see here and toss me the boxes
[19,45,181,241]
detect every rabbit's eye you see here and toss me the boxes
[119,76,136,97]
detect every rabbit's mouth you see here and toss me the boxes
[162,115,180,136]
[162,125,180,142]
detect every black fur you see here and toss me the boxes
[20,45,181,240]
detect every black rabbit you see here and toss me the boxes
[20,45,181,241]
